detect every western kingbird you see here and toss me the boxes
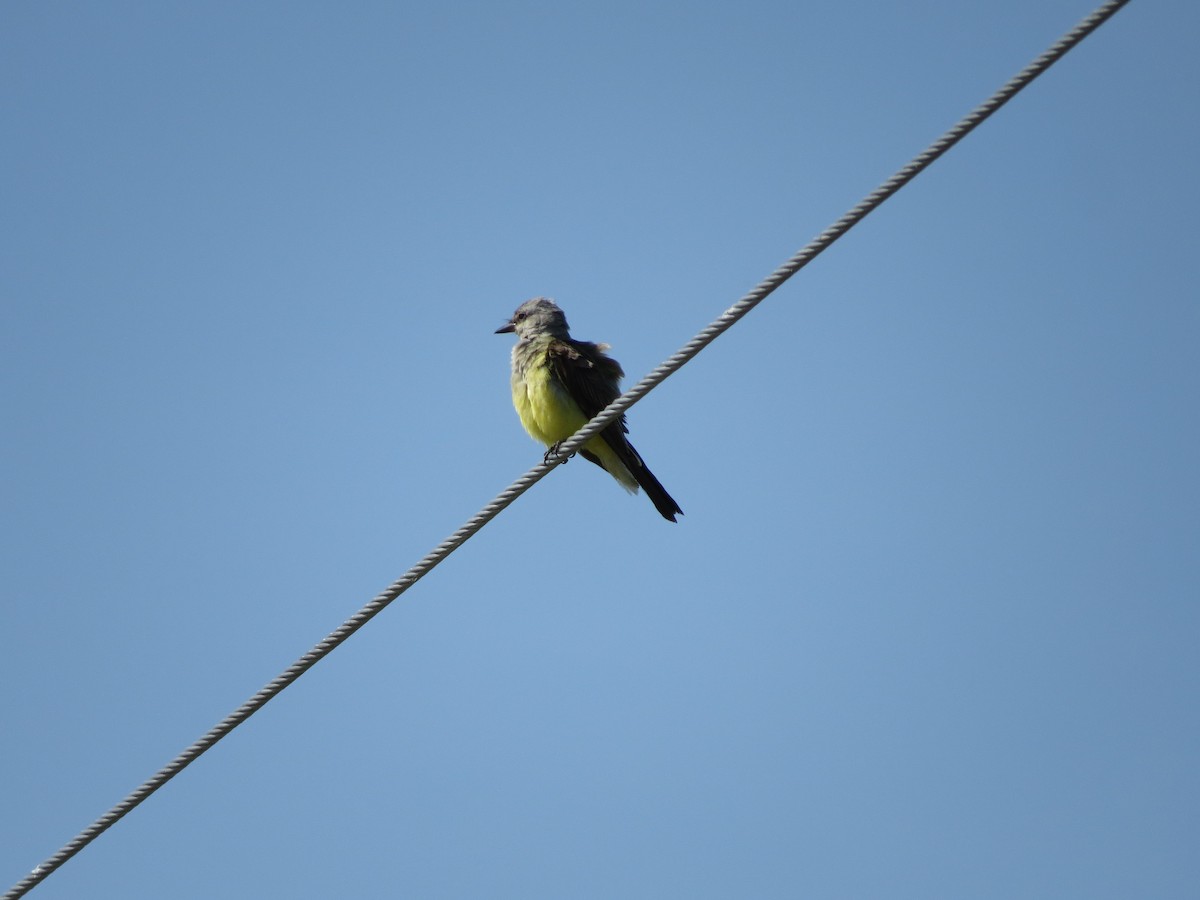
[496,297,683,522]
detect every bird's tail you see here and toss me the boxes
[585,433,684,523]
[632,460,683,523]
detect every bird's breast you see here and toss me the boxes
[511,356,584,446]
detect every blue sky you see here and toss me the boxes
[3,1,1197,897]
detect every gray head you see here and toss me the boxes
[495,297,570,340]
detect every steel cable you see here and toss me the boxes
[5,1,1131,895]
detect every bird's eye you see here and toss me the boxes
[516,312,527,320]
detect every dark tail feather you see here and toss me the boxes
[634,462,683,522]
[595,431,684,523]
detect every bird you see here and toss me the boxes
[496,297,683,522]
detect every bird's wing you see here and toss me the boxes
[546,337,682,522]
[546,339,629,435]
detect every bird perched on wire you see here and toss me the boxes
[496,297,683,522]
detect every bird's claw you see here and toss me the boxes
[544,441,573,465]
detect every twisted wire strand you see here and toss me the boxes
[5,1,1130,896]
[552,0,1133,458]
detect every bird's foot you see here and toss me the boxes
[544,441,573,465]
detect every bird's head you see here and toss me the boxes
[495,297,570,340]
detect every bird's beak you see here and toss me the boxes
[495,320,516,334]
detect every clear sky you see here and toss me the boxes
[3,2,1197,897]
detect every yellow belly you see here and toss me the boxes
[511,362,636,491]
[512,362,585,446]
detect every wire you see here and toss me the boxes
[4,1,1131,896]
